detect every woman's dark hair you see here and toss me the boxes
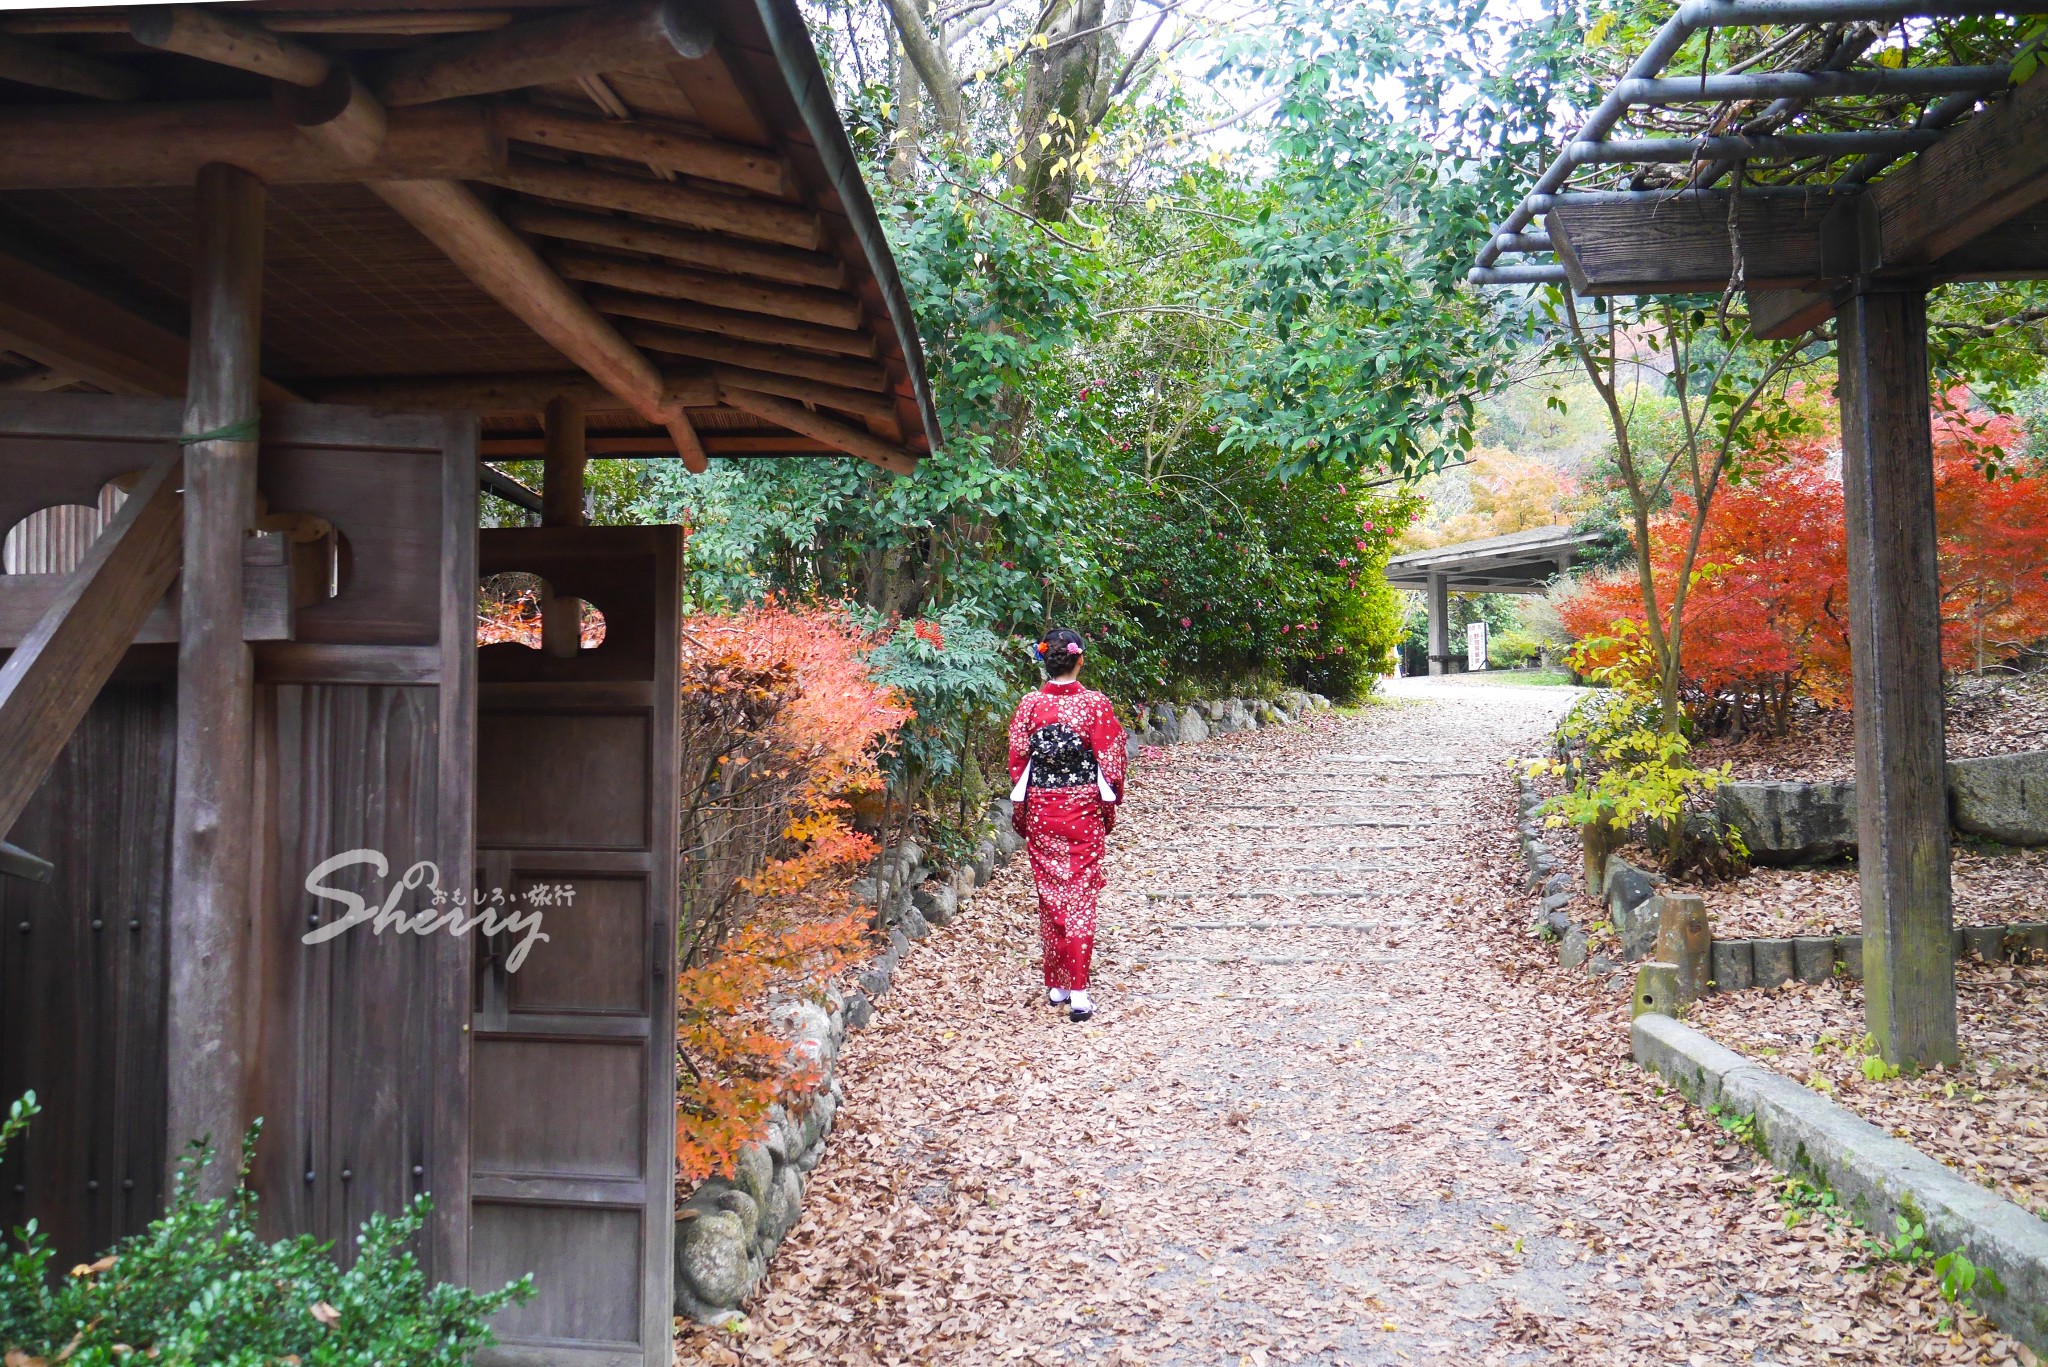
[1034,626,1086,679]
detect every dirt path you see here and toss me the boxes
[681,679,2028,1366]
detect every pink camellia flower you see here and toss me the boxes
[1356,540,1368,552]
[1179,617,1191,628]
[1362,521,1376,531]
[1001,561,1013,569]
[1337,484,1347,494]
[1280,624,1290,634]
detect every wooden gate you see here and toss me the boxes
[0,397,476,1279]
[471,526,681,1367]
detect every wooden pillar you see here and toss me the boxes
[1426,573,1449,676]
[167,163,265,1192]
[540,393,586,657]
[1838,285,1958,1069]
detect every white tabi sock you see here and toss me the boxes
[1069,989,1093,1013]
[1047,987,1069,1004]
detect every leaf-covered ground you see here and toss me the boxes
[1691,965,2048,1224]
[678,678,2031,1365]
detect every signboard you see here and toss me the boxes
[1466,620,1489,671]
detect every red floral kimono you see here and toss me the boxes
[1007,680,1127,990]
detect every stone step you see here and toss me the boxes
[1163,920,1385,930]
[1144,888,1412,899]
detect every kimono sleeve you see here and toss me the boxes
[1089,695,1128,801]
[1007,691,1038,786]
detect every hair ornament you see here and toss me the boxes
[1065,641,1083,654]
[1034,640,1049,656]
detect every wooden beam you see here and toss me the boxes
[541,394,589,528]
[551,250,862,329]
[540,394,585,655]
[129,5,332,87]
[588,286,878,357]
[1544,192,1838,295]
[167,164,265,1193]
[0,839,53,883]
[1837,286,1957,1071]
[493,104,792,197]
[1746,288,1834,341]
[481,433,837,456]
[1876,70,2048,268]
[127,9,396,166]
[488,161,822,251]
[0,452,182,844]
[717,384,916,476]
[1923,202,2048,280]
[663,44,773,147]
[666,413,708,473]
[707,364,897,423]
[504,204,844,288]
[305,368,717,413]
[621,322,889,392]
[0,34,141,101]
[274,68,390,165]
[369,178,697,461]
[0,101,501,188]
[0,247,300,408]
[376,0,715,107]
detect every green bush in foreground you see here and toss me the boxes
[0,1093,531,1367]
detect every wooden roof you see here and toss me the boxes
[0,0,938,474]
[1383,525,1597,594]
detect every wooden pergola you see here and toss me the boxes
[1471,1,2048,1070]
[0,4,934,1363]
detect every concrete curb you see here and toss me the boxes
[1633,1012,2048,1354]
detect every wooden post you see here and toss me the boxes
[167,163,264,1194]
[540,393,586,657]
[1654,892,1712,1006]
[1426,572,1449,676]
[1837,285,1958,1069]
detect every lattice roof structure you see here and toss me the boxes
[1469,2,2048,338]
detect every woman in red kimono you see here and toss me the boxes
[1007,627,1126,1022]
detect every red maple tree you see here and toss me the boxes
[1562,392,2048,732]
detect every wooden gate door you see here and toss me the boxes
[0,398,476,1279]
[471,526,681,1367]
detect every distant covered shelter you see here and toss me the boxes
[0,3,934,1364]
[1468,0,2048,1073]
[1385,525,1598,673]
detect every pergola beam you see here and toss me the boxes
[1875,66,2048,266]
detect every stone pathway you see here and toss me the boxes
[680,678,2028,1366]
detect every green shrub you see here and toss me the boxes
[0,1093,531,1366]
[1488,630,1542,670]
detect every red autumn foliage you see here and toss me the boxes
[671,601,912,1186]
[1561,393,2048,732]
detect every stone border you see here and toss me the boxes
[674,823,1020,1324]
[1513,773,1594,967]
[674,689,1333,1323]
[1632,1012,2048,1355]
[1511,788,2048,988]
